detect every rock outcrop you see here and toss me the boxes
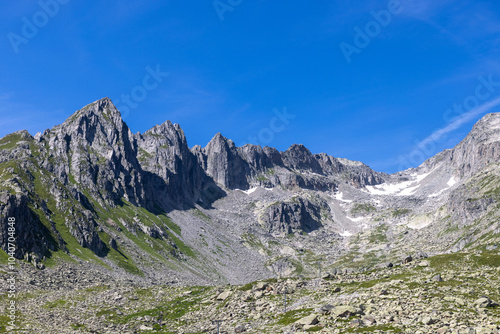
[450,113,500,177]
[0,193,56,259]
[262,198,327,236]
[136,120,217,208]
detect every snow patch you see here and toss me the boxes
[340,231,352,237]
[414,172,431,183]
[305,171,324,177]
[447,176,457,187]
[243,187,258,195]
[333,192,352,203]
[365,171,432,196]
[238,187,271,195]
[346,216,364,222]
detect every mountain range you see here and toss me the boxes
[0,97,499,286]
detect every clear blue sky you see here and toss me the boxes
[1,0,500,173]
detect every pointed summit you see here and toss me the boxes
[38,97,144,207]
[469,112,500,139]
[282,143,323,173]
[63,97,123,128]
[45,97,134,152]
[205,132,236,153]
[201,132,249,189]
[144,120,188,147]
[208,132,229,144]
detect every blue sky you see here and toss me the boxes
[1,0,500,173]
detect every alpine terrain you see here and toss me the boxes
[0,97,499,333]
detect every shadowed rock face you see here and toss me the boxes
[135,120,215,208]
[199,133,251,190]
[0,193,57,260]
[263,198,327,236]
[282,144,323,174]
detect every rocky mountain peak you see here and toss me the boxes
[469,112,500,142]
[42,97,132,154]
[286,143,309,152]
[450,112,500,177]
[205,132,236,152]
[63,97,123,128]
[143,120,188,150]
[49,97,131,151]
[135,118,211,208]
[200,133,248,189]
[35,98,145,209]
[282,143,323,174]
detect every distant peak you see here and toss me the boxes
[82,97,115,112]
[143,120,187,144]
[476,112,500,129]
[98,96,112,103]
[461,112,500,145]
[209,132,229,144]
[286,143,311,154]
[204,132,237,151]
[147,120,174,133]
[64,97,122,126]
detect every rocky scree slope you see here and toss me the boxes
[0,252,499,333]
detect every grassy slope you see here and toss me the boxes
[0,137,194,276]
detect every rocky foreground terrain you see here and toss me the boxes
[0,249,499,333]
[0,97,499,332]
